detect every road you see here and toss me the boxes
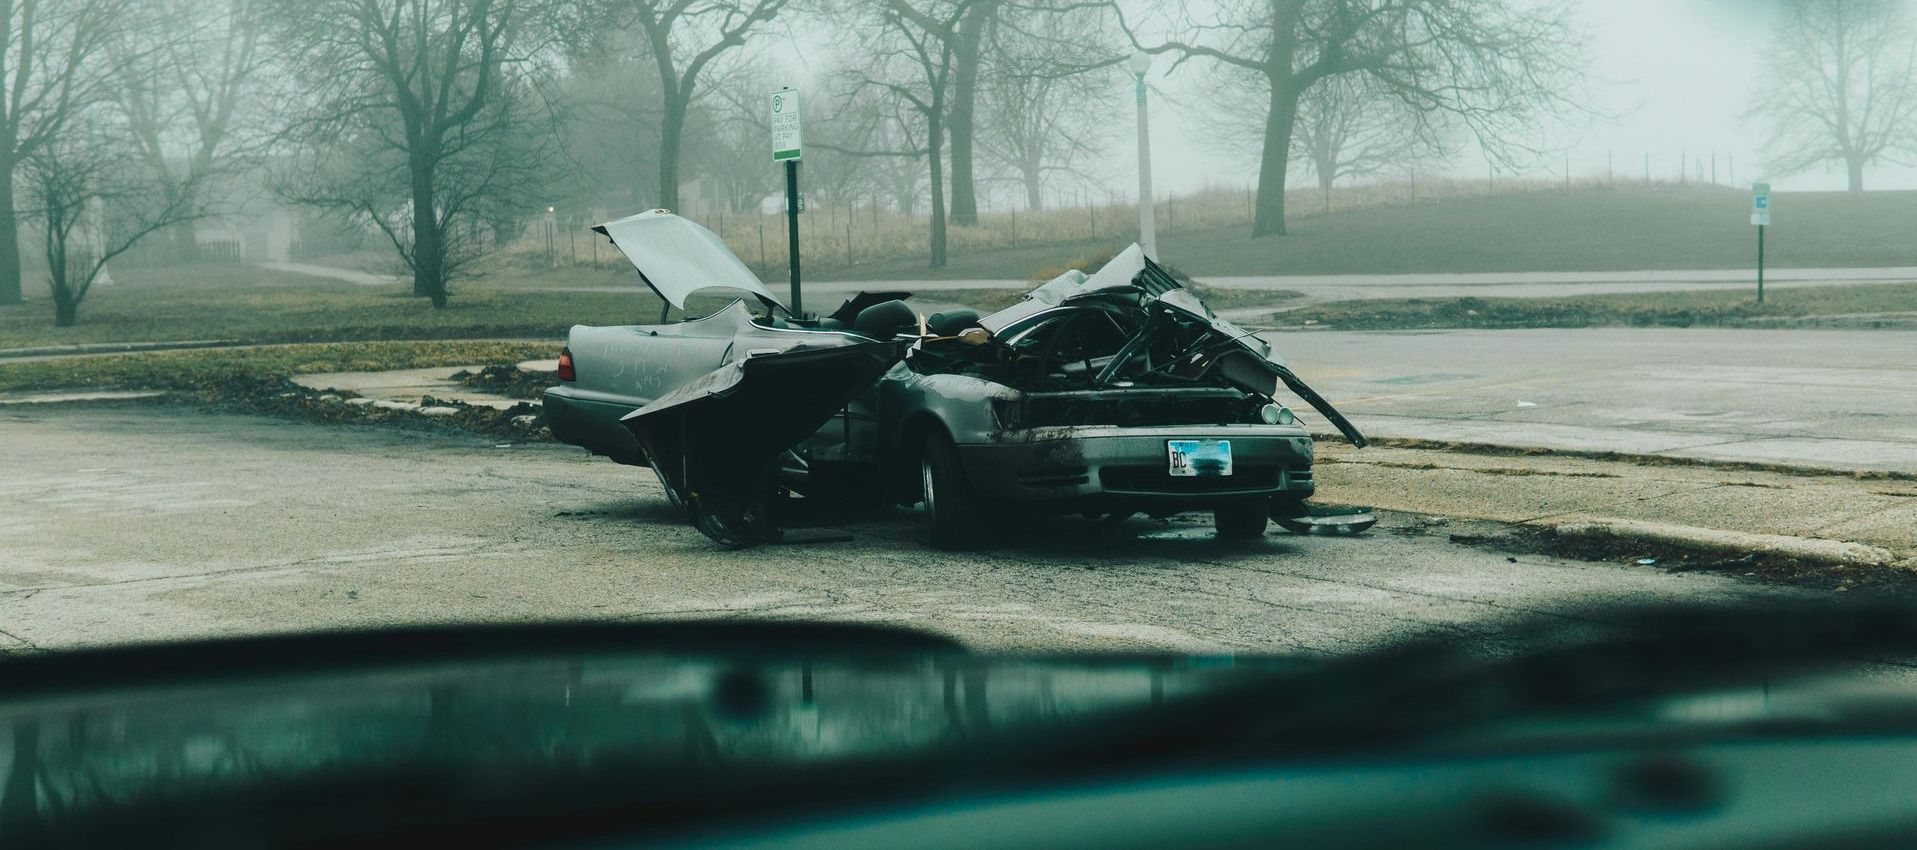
[0,405,1802,656]
[301,265,1913,304]
[802,266,1917,303]
[1279,328,1917,475]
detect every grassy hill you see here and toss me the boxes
[827,187,1917,281]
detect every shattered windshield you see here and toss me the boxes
[2,0,1915,845]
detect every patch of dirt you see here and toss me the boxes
[182,375,551,443]
[1447,523,1917,596]
[1322,436,1917,483]
[1329,458,1621,479]
[451,364,551,401]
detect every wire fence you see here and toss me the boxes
[502,147,1754,279]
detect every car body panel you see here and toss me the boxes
[619,340,906,511]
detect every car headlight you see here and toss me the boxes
[1260,403,1295,426]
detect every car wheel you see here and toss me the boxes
[921,433,983,550]
[693,507,753,549]
[1214,499,1270,539]
[653,468,689,519]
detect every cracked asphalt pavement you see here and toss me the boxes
[0,405,1811,656]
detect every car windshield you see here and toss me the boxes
[2,0,1915,846]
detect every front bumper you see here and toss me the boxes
[958,424,1314,506]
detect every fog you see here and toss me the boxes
[1141,0,1917,194]
[3,0,1914,320]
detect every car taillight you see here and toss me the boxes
[557,348,576,381]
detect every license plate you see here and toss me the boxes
[1167,440,1233,477]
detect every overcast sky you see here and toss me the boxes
[1135,0,1917,196]
[773,0,1917,205]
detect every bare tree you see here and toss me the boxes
[617,0,786,212]
[977,3,1113,212]
[270,0,564,307]
[0,0,135,307]
[944,0,993,226]
[1747,0,1917,192]
[113,0,270,262]
[1292,76,1446,210]
[25,117,204,326]
[865,103,926,215]
[838,0,983,268]
[1121,0,1588,237]
[553,31,668,209]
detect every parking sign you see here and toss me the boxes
[770,89,802,161]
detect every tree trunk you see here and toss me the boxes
[1846,155,1865,192]
[48,228,77,327]
[1253,82,1300,237]
[927,112,947,268]
[1319,172,1333,213]
[53,294,77,327]
[946,3,991,227]
[658,92,688,211]
[169,220,199,263]
[0,171,19,305]
[409,154,446,308]
[1021,157,1044,211]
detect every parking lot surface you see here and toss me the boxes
[0,405,1808,656]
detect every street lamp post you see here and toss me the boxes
[1128,51,1157,260]
[545,206,557,268]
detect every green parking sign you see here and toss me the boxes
[770,89,802,161]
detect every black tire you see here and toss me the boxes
[1269,496,1310,522]
[1214,499,1270,539]
[921,433,983,550]
[652,468,690,519]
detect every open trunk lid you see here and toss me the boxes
[591,210,786,311]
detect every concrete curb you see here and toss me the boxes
[1549,519,1903,569]
[1313,432,1917,482]
[0,339,249,360]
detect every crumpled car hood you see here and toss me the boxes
[974,245,1368,447]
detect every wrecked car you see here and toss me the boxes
[542,210,1367,548]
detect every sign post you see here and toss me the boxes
[1126,52,1157,259]
[771,88,804,314]
[1751,182,1771,304]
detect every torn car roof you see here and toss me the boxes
[592,210,786,310]
[968,245,1369,448]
